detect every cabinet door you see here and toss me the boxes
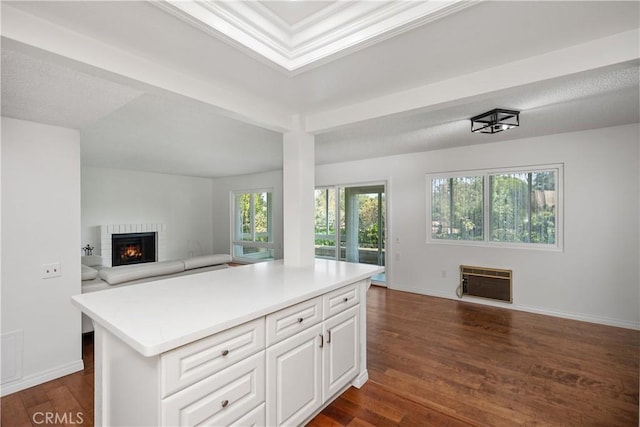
[266,323,323,427]
[323,306,360,400]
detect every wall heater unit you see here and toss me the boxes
[458,265,512,303]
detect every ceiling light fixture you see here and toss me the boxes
[470,108,520,134]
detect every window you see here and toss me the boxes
[232,190,274,261]
[431,176,484,241]
[314,188,342,259]
[427,165,562,249]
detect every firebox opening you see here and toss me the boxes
[112,232,156,266]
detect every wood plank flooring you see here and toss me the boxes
[1,333,95,427]
[311,286,639,426]
[1,286,637,426]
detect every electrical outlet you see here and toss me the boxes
[42,263,61,279]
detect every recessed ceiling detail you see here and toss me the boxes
[153,0,476,73]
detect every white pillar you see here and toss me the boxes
[283,122,315,267]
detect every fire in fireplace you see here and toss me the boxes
[112,232,156,266]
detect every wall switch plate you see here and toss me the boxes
[42,263,61,279]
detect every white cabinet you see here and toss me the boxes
[162,318,265,397]
[266,324,323,426]
[265,282,363,426]
[323,282,360,318]
[323,306,359,400]
[162,352,265,426]
[89,277,371,427]
[266,297,322,345]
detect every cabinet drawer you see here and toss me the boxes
[323,282,361,318]
[232,402,265,426]
[266,296,322,346]
[162,352,265,427]
[161,318,265,397]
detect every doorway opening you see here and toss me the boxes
[314,184,386,285]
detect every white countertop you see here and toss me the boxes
[72,259,383,357]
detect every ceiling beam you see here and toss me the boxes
[1,4,294,132]
[304,29,640,134]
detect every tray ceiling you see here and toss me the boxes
[154,0,475,73]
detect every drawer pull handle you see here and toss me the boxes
[343,297,349,303]
[297,317,304,323]
[319,334,324,348]
[327,330,332,344]
[221,399,229,408]
[221,349,229,356]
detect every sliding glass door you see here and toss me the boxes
[314,184,386,283]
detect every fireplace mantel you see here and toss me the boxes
[100,223,166,267]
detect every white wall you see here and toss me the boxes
[81,167,214,261]
[1,117,83,395]
[316,124,640,329]
[211,170,283,259]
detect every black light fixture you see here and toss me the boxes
[470,108,520,134]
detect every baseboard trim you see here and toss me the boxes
[352,369,368,389]
[0,359,85,397]
[393,285,640,330]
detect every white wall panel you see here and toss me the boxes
[81,167,214,261]
[1,117,83,394]
[316,124,640,329]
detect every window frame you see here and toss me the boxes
[314,187,341,260]
[426,164,563,251]
[230,188,275,262]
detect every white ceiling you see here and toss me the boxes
[316,64,640,164]
[154,0,475,72]
[1,1,639,178]
[261,1,335,26]
[1,49,144,129]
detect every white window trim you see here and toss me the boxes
[230,188,276,262]
[314,186,342,260]
[426,164,564,251]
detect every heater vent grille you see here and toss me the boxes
[459,265,512,303]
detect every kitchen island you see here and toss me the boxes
[72,259,383,426]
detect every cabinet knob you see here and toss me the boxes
[221,399,229,408]
[297,317,304,323]
[221,349,229,356]
[343,297,349,302]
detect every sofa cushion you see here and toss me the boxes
[99,261,185,285]
[81,264,99,281]
[81,255,103,267]
[183,254,232,270]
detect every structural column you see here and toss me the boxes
[283,120,315,267]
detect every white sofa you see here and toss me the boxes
[81,254,232,332]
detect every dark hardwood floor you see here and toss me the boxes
[311,286,639,426]
[1,333,95,427]
[2,286,638,426]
